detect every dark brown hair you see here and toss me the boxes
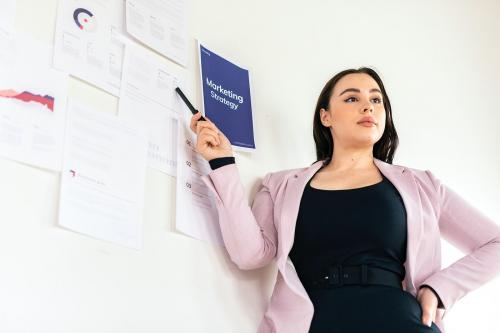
[312,67,399,165]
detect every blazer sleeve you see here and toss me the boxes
[420,170,500,311]
[200,163,278,270]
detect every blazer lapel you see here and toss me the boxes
[373,158,422,295]
[279,160,324,262]
[276,160,324,299]
[277,157,423,302]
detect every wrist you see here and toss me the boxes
[419,285,445,309]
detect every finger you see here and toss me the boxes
[200,115,219,129]
[421,307,435,327]
[196,120,220,136]
[199,128,220,145]
[197,118,218,131]
[189,112,203,133]
[199,128,221,145]
[199,128,219,142]
[199,132,218,147]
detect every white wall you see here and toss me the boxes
[1,0,499,332]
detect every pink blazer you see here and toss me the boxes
[201,157,500,333]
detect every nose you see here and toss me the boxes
[360,97,376,113]
[362,105,374,113]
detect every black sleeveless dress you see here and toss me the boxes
[289,171,442,333]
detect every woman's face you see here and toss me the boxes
[320,73,386,149]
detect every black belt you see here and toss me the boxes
[304,264,403,289]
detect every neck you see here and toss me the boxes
[325,145,375,173]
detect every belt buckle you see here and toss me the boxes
[328,264,343,286]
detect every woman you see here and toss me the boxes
[189,67,500,333]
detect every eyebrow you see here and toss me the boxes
[339,88,382,96]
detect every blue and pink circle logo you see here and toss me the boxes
[73,8,97,32]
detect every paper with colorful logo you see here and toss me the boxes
[53,0,125,96]
[58,100,147,249]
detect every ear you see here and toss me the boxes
[320,108,332,127]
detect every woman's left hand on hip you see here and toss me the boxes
[417,286,439,327]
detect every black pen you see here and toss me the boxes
[175,87,206,121]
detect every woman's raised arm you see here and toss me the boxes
[190,111,278,270]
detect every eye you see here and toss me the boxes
[344,97,357,103]
[372,97,383,104]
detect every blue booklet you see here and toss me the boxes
[198,42,255,150]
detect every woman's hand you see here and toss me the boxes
[189,111,233,162]
[417,286,439,327]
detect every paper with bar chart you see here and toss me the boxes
[0,43,68,171]
[118,43,186,176]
